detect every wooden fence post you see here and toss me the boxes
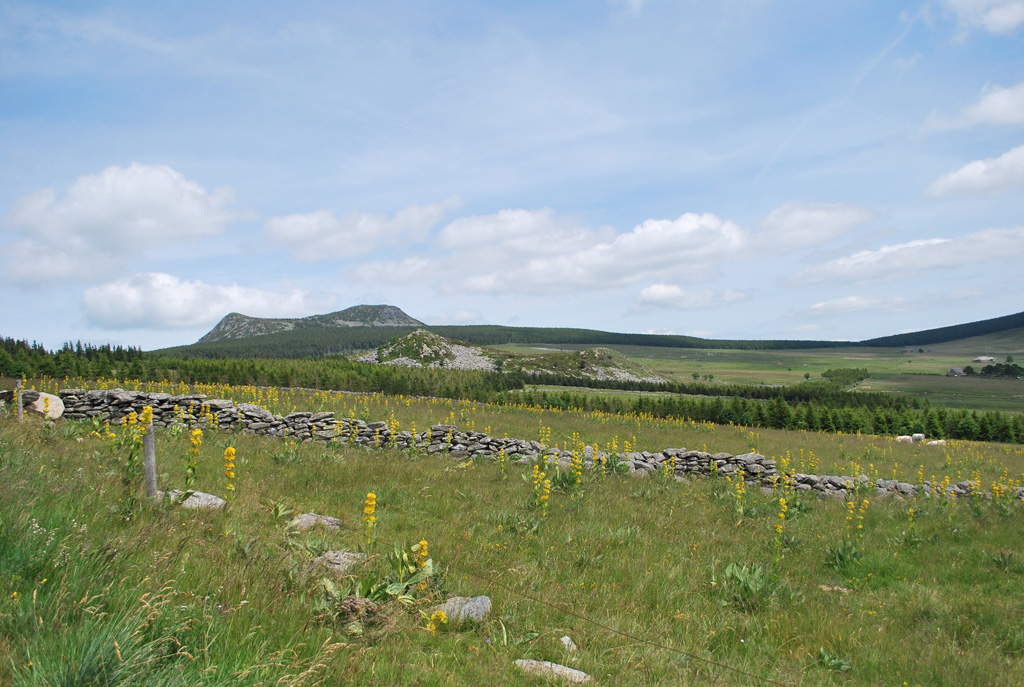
[16,379,23,425]
[143,423,158,498]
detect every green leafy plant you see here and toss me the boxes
[786,495,813,518]
[818,647,852,673]
[271,440,302,465]
[781,534,802,550]
[991,550,1017,571]
[825,539,861,570]
[715,562,774,612]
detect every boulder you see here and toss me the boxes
[432,595,491,622]
[290,512,342,531]
[514,659,591,683]
[164,490,227,510]
[28,392,64,420]
[314,551,368,577]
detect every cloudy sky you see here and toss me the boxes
[2,1,1022,350]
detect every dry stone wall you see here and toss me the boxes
[57,389,1023,502]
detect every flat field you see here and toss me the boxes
[859,375,1024,412]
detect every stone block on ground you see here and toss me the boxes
[290,512,342,531]
[314,551,368,577]
[164,490,227,510]
[28,392,64,420]
[514,659,591,683]
[431,595,491,622]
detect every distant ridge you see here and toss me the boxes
[859,310,1024,348]
[198,305,424,343]
[160,307,1024,359]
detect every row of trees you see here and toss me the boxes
[978,362,1023,378]
[511,388,1023,443]
[0,338,146,378]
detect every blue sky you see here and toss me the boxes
[1,0,1022,350]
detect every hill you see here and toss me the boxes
[358,330,665,383]
[198,305,423,343]
[358,329,498,371]
[859,310,1024,348]
[162,308,1024,360]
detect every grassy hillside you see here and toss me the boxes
[925,326,1024,358]
[3,388,1024,686]
[860,311,1024,348]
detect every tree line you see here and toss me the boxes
[509,388,1023,444]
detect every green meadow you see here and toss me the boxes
[498,333,1024,414]
[3,377,1024,686]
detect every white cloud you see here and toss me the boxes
[82,272,333,329]
[2,163,237,285]
[942,0,1024,33]
[791,227,1024,284]
[358,209,745,295]
[635,284,747,310]
[927,144,1024,196]
[804,296,912,316]
[502,212,746,293]
[963,82,1024,124]
[437,208,601,254]
[924,81,1024,132]
[760,201,876,246]
[265,196,461,261]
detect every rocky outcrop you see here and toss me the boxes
[56,389,1022,502]
[359,330,497,371]
[199,305,424,343]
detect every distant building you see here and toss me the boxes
[972,356,996,364]
[947,368,965,377]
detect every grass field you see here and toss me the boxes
[495,333,1024,414]
[859,375,1024,412]
[498,343,1016,384]
[3,403,1024,686]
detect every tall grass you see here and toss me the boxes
[3,399,1024,685]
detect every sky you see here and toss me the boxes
[1,0,1023,350]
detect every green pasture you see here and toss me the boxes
[495,343,975,384]
[858,375,1024,413]
[925,327,1024,357]
[496,331,1024,413]
[4,407,1024,686]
